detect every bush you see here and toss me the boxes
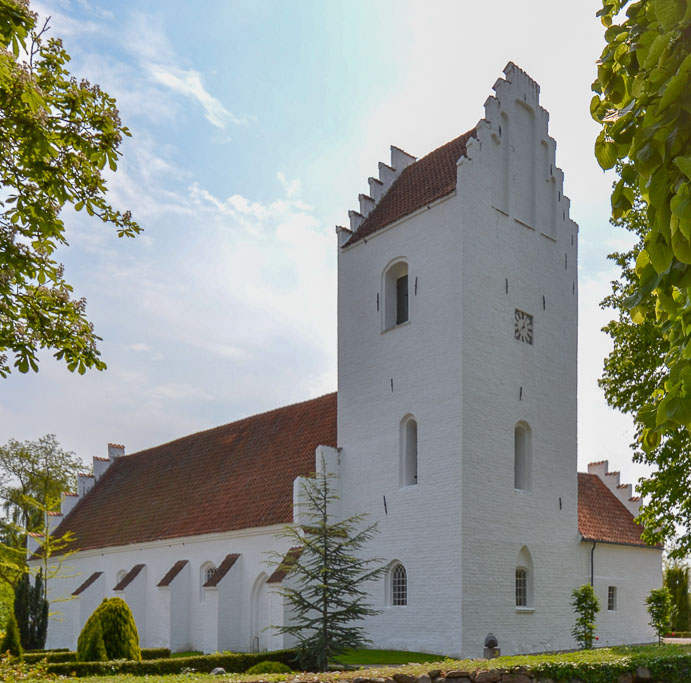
[46,649,297,677]
[666,631,691,638]
[245,660,293,674]
[647,587,674,644]
[23,647,169,664]
[0,611,23,659]
[571,584,600,649]
[77,597,141,662]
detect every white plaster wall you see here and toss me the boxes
[578,542,662,647]
[457,65,580,657]
[338,180,465,655]
[35,524,296,653]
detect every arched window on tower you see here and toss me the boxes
[514,422,532,491]
[383,260,409,330]
[391,563,407,606]
[515,546,534,609]
[400,416,418,487]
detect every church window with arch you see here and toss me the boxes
[391,563,407,606]
[383,260,409,330]
[515,546,534,609]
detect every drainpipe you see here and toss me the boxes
[590,541,596,586]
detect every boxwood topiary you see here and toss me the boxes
[77,598,141,662]
[245,660,293,674]
[1,611,23,659]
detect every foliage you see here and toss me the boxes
[244,660,292,674]
[0,652,50,681]
[45,648,297,677]
[21,647,169,664]
[647,586,674,643]
[665,564,690,630]
[271,463,386,672]
[0,0,140,379]
[13,569,47,650]
[571,584,600,649]
[599,191,691,553]
[77,598,140,662]
[592,0,691,549]
[1,609,23,658]
[0,435,80,629]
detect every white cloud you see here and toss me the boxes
[146,64,246,130]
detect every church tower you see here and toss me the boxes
[336,63,579,657]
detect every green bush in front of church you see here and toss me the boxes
[1,610,23,658]
[77,598,141,662]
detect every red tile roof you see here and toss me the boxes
[72,571,102,596]
[267,547,303,584]
[113,564,144,591]
[578,473,655,547]
[203,553,240,587]
[157,560,188,587]
[53,393,337,555]
[345,129,476,247]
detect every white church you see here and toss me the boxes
[32,63,662,659]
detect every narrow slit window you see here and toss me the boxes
[400,417,418,487]
[396,275,409,325]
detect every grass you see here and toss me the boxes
[335,649,445,666]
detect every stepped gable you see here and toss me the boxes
[577,472,652,547]
[52,393,337,554]
[345,129,476,247]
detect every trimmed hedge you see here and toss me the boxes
[25,648,70,653]
[23,647,171,664]
[45,649,297,677]
[667,631,691,638]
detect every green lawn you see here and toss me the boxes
[335,649,446,666]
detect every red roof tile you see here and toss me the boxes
[203,554,240,587]
[157,560,188,587]
[53,393,337,554]
[577,473,655,547]
[72,571,102,596]
[113,564,144,591]
[345,129,476,246]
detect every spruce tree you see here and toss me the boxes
[12,573,29,650]
[272,464,385,672]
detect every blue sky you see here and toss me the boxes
[0,0,647,488]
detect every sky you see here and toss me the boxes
[0,0,648,490]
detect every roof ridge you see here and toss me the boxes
[125,391,337,461]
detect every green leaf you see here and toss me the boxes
[595,136,618,170]
[657,70,689,114]
[674,156,691,182]
[671,192,691,223]
[652,0,685,30]
[643,33,669,69]
[671,230,691,264]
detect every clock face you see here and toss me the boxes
[514,309,534,345]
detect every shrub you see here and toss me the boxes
[647,587,674,644]
[77,597,141,662]
[0,610,23,659]
[79,617,107,662]
[571,584,600,649]
[245,660,293,674]
[46,649,297,677]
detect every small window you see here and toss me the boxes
[400,416,418,487]
[206,566,217,583]
[514,422,532,491]
[396,275,409,325]
[515,568,528,607]
[392,564,407,606]
[383,260,409,330]
[608,586,617,611]
[200,562,217,601]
